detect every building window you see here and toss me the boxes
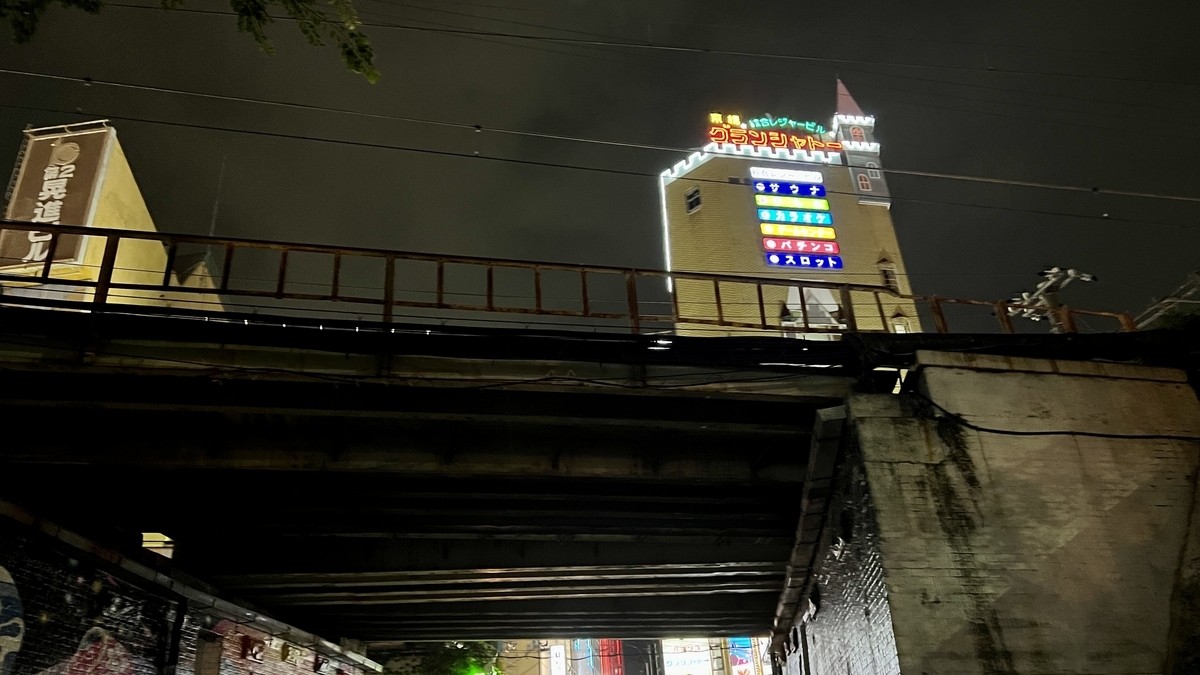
[850,126,866,142]
[866,161,882,179]
[684,187,701,213]
[880,265,899,292]
[857,173,873,191]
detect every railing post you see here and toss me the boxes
[626,271,640,333]
[436,261,445,308]
[486,266,495,311]
[838,285,858,332]
[92,235,120,310]
[799,287,810,330]
[39,233,59,280]
[1118,313,1137,332]
[712,279,725,325]
[994,302,1015,334]
[928,296,949,334]
[331,253,342,300]
[220,244,234,291]
[383,254,395,323]
[581,271,590,317]
[534,268,542,313]
[275,249,289,298]
[1058,305,1078,333]
[162,241,177,288]
[756,284,767,329]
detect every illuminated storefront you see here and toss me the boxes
[657,80,920,336]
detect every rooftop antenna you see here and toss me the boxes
[1008,266,1096,333]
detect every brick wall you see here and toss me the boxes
[174,614,364,675]
[849,351,1200,674]
[780,445,900,675]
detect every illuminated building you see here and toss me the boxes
[0,121,222,310]
[659,80,919,336]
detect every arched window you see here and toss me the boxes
[850,126,866,142]
[857,173,873,191]
[866,161,882,179]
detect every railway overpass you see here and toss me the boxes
[1,224,1198,673]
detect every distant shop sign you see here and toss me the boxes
[1,124,112,267]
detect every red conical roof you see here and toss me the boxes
[836,78,865,116]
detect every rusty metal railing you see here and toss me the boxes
[0,220,1137,335]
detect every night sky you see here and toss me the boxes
[2,0,1199,328]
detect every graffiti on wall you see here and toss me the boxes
[0,524,174,675]
[1,567,24,675]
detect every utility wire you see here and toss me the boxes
[104,2,1200,88]
[5,97,1200,208]
[914,391,1200,442]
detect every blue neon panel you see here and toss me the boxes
[757,209,833,225]
[764,253,844,269]
[752,181,826,197]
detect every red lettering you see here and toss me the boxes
[708,126,729,143]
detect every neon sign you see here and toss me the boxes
[763,238,839,254]
[756,195,829,210]
[746,117,825,134]
[760,223,836,239]
[750,167,823,183]
[758,208,832,225]
[754,181,825,197]
[710,112,826,135]
[765,253,843,269]
[708,126,842,151]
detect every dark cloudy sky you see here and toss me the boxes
[2,0,1199,328]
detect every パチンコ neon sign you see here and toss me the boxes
[763,238,839,254]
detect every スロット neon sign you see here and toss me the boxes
[758,209,832,225]
[765,253,843,269]
[763,238,839,254]
[709,126,842,151]
[754,181,826,197]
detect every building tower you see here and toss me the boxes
[658,80,919,336]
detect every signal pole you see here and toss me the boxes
[1008,267,1096,333]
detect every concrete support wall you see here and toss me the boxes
[848,351,1200,675]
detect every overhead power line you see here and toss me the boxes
[105,2,1200,88]
[4,96,1200,208]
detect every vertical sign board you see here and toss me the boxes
[726,639,754,675]
[550,645,567,675]
[1,125,113,267]
[661,640,713,675]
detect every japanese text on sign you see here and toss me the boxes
[754,181,826,197]
[759,223,836,239]
[757,209,832,225]
[22,142,79,262]
[765,253,843,269]
[755,195,829,210]
[750,167,823,183]
[763,238,839,254]
[708,126,842,151]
